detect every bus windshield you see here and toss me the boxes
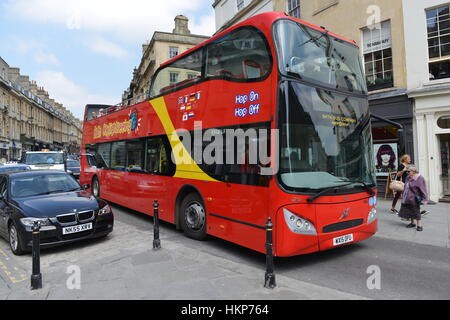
[278,81,376,193]
[274,19,367,94]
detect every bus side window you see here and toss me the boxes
[126,139,145,173]
[146,137,175,176]
[111,141,126,171]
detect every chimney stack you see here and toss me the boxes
[173,15,190,35]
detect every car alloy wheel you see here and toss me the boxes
[8,223,24,255]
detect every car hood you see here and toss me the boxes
[12,191,103,218]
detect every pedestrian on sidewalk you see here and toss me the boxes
[398,165,429,231]
[390,154,411,214]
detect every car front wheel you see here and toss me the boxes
[9,223,25,256]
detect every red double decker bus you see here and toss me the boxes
[80,12,378,257]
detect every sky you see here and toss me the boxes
[0,0,216,120]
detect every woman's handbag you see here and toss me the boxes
[389,174,404,192]
[415,194,423,206]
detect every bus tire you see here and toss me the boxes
[92,176,100,198]
[180,193,207,240]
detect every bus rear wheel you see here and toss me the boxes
[180,193,207,240]
[92,177,100,198]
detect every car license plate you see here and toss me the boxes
[333,234,353,246]
[62,223,93,235]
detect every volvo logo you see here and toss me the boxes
[339,208,350,220]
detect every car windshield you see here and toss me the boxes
[278,81,376,193]
[274,19,367,94]
[10,174,80,198]
[25,153,64,165]
[66,160,80,167]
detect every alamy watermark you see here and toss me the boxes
[171,121,279,176]
[366,265,381,290]
[66,265,81,290]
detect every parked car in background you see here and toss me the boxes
[0,164,31,173]
[22,151,66,171]
[0,170,114,255]
[66,159,80,179]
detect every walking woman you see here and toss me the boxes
[398,165,429,231]
[390,154,412,214]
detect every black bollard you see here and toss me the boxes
[30,221,42,290]
[153,200,161,250]
[264,217,276,289]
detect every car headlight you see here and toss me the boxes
[367,207,377,224]
[98,204,112,215]
[20,217,52,227]
[283,208,317,235]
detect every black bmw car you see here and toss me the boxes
[0,170,114,255]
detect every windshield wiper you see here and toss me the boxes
[298,30,329,48]
[337,178,375,196]
[348,180,375,195]
[307,182,355,202]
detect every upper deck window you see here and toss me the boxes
[150,50,203,97]
[205,27,272,81]
[150,26,272,98]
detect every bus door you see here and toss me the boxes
[126,137,175,218]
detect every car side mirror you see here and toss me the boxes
[83,184,90,190]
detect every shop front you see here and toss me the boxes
[0,140,9,163]
[9,140,22,161]
[20,134,35,152]
[410,84,450,202]
[369,91,414,197]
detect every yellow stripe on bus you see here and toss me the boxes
[149,97,218,182]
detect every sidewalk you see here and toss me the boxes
[1,199,448,300]
[375,198,450,249]
[1,219,367,300]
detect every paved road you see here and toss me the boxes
[111,203,450,300]
[0,200,449,300]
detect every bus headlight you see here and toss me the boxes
[283,208,317,235]
[367,207,377,224]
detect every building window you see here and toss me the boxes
[169,72,179,84]
[427,4,450,80]
[288,0,300,19]
[237,0,244,11]
[362,21,393,91]
[169,46,179,59]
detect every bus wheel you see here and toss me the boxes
[180,193,207,240]
[92,177,100,198]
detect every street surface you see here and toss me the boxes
[0,199,448,300]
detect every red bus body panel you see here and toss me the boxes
[80,12,376,257]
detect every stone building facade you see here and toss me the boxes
[0,56,82,162]
[122,15,210,106]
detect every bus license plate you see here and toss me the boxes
[63,223,93,235]
[333,234,353,246]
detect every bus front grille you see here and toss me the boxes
[322,219,364,233]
